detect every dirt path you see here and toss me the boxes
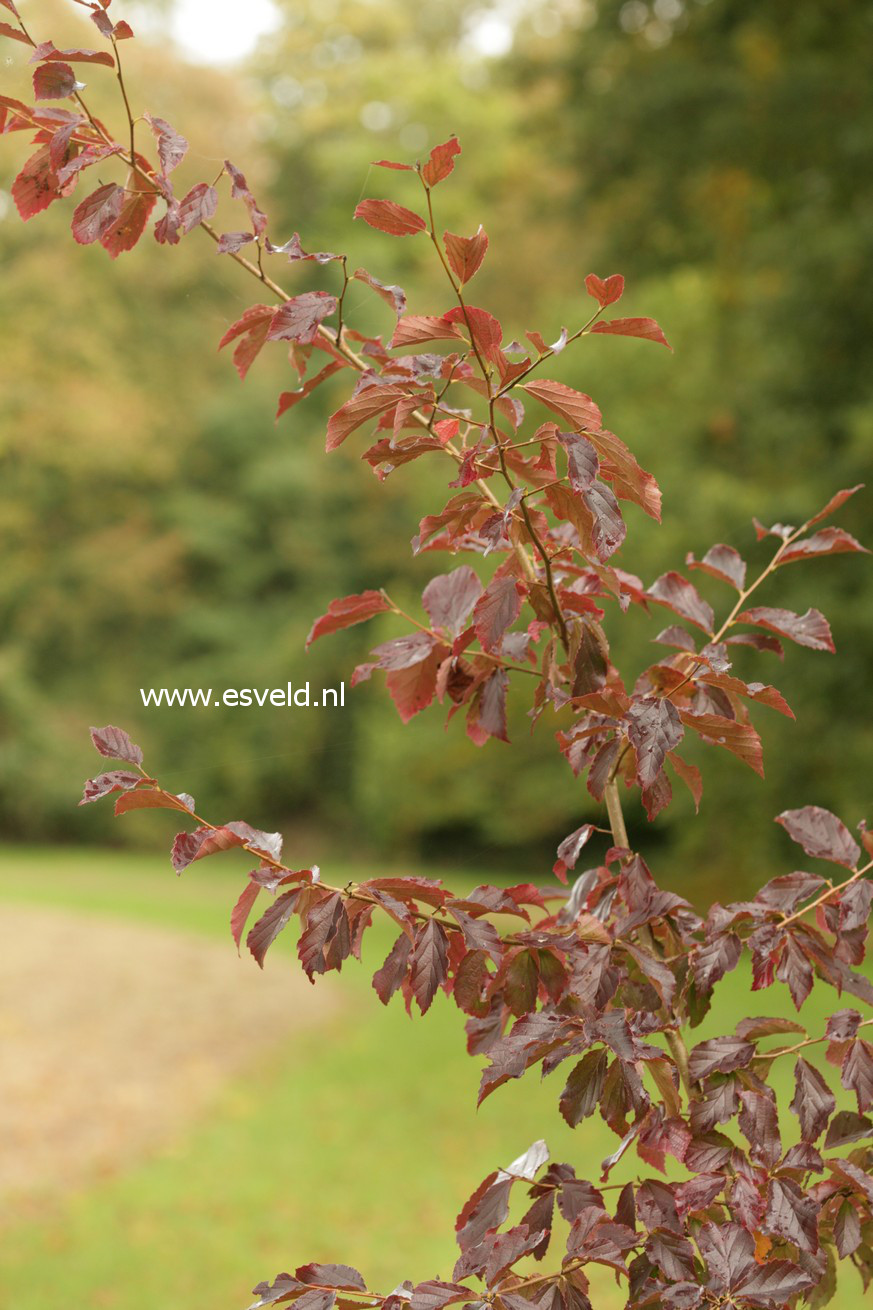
[0,904,332,1215]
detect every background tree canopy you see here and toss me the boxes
[1,0,869,901]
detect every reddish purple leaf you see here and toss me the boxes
[71,182,124,245]
[686,543,746,591]
[473,575,523,652]
[422,567,482,637]
[410,918,449,1014]
[648,572,714,634]
[775,806,860,867]
[33,61,77,101]
[144,113,188,174]
[246,889,300,968]
[90,724,143,766]
[268,292,337,345]
[735,606,835,652]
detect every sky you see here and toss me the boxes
[165,0,516,64]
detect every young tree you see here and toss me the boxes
[3,4,872,1307]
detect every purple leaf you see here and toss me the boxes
[775,806,860,868]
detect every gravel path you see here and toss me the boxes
[0,904,330,1215]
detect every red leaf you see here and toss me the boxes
[33,61,78,101]
[667,751,702,812]
[178,182,217,232]
[231,880,261,951]
[686,543,747,591]
[421,135,461,187]
[354,198,426,236]
[372,157,414,172]
[144,113,187,174]
[735,606,834,652]
[114,788,195,816]
[276,361,344,419]
[217,304,274,381]
[778,526,868,565]
[443,305,503,363]
[372,932,413,1004]
[410,918,449,1013]
[325,384,406,451]
[306,590,390,648]
[472,669,509,744]
[584,273,624,308]
[11,145,62,220]
[0,21,29,44]
[30,42,115,66]
[385,649,443,722]
[807,483,863,528]
[679,711,764,776]
[552,823,595,882]
[100,170,157,257]
[71,182,124,245]
[473,576,523,652]
[90,724,143,766]
[557,431,599,492]
[591,317,671,349]
[352,267,406,320]
[648,572,715,634]
[443,226,488,284]
[389,314,467,349]
[775,805,860,868]
[267,291,337,344]
[523,379,602,433]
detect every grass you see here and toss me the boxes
[0,845,867,1310]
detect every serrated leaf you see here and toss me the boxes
[735,606,834,652]
[33,61,78,101]
[71,182,124,245]
[410,918,449,1013]
[686,543,747,591]
[647,572,714,634]
[246,889,300,968]
[306,590,390,648]
[90,724,143,766]
[790,1057,835,1141]
[473,576,523,652]
[268,292,338,344]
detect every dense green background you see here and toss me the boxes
[1,0,870,895]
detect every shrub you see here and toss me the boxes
[3,5,872,1307]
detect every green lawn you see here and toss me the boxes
[0,846,866,1310]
